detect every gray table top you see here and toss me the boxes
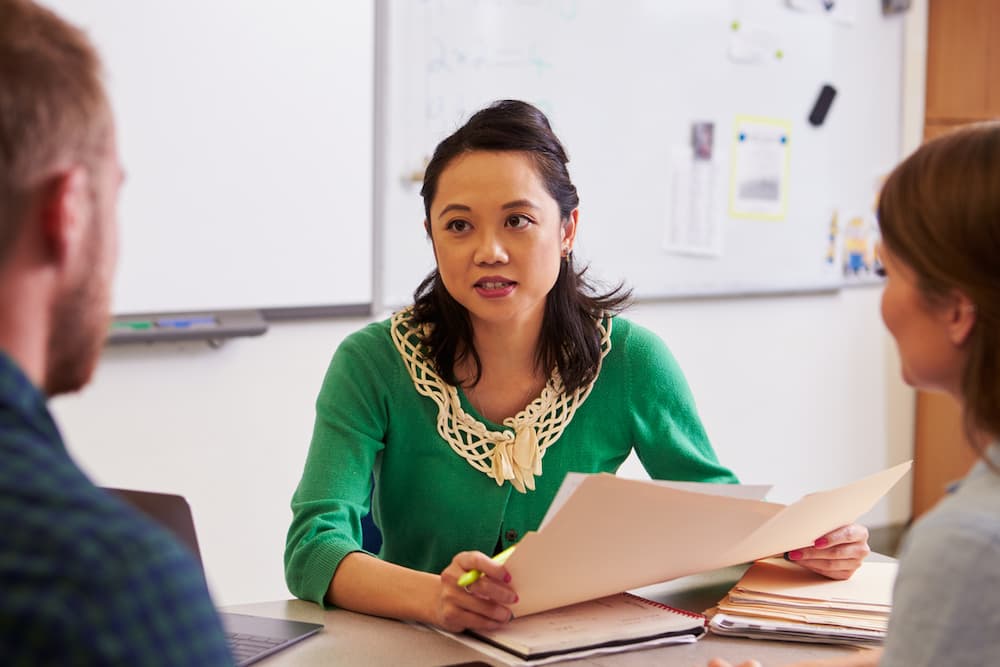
[224,562,882,666]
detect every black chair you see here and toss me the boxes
[361,474,382,554]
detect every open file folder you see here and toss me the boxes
[504,461,911,617]
[710,557,897,645]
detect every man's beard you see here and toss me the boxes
[43,217,110,396]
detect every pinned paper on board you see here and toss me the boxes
[785,0,858,25]
[831,171,887,284]
[840,211,881,282]
[727,20,784,64]
[729,116,792,221]
[664,121,723,257]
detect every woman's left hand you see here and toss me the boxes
[784,523,871,580]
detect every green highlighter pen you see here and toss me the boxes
[457,544,517,587]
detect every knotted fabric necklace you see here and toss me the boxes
[390,307,612,493]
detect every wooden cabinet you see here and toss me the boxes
[923,121,968,141]
[991,4,1000,112]
[913,0,996,519]
[926,0,1000,122]
[912,392,979,518]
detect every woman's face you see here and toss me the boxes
[879,243,969,397]
[427,150,576,331]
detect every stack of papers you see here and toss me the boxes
[709,557,897,646]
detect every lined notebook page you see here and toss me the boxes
[467,592,705,660]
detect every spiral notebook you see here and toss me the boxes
[465,592,705,662]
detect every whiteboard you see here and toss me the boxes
[45,0,374,315]
[377,0,899,307]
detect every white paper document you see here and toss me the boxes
[541,472,772,529]
[506,462,911,617]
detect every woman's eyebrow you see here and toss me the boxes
[502,199,539,211]
[437,203,471,219]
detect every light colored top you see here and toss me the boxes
[284,314,736,607]
[881,443,1000,667]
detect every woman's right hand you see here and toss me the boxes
[432,550,519,632]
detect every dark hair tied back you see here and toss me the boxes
[412,100,631,393]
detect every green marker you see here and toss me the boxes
[111,320,153,331]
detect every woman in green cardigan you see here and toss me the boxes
[285,100,871,633]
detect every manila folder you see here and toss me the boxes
[505,461,911,617]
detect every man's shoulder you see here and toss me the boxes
[3,473,205,590]
[0,477,230,664]
[0,398,208,597]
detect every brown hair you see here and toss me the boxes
[877,121,1000,456]
[0,0,110,262]
[413,100,631,393]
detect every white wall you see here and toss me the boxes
[50,287,913,607]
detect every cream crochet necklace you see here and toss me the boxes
[390,307,612,493]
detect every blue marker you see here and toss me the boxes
[155,316,217,328]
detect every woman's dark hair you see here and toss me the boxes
[411,99,631,393]
[877,121,1000,457]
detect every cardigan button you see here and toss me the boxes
[505,529,519,542]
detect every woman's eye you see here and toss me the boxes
[446,219,470,232]
[874,265,887,278]
[506,214,531,228]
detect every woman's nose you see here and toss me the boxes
[473,231,508,265]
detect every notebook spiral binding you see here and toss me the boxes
[622,592,706,620]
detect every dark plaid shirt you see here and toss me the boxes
[0,351,233,666]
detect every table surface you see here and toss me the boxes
[224,562,883,666]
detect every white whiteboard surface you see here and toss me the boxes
[45,0,374,314]
[377,0,902,307]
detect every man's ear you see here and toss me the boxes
[38,166,90,265]
[947,290,977,346]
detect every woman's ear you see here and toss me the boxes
[947,290,977,346]
[560,209,579,253]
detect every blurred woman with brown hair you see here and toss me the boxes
[712,121,1000,667]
